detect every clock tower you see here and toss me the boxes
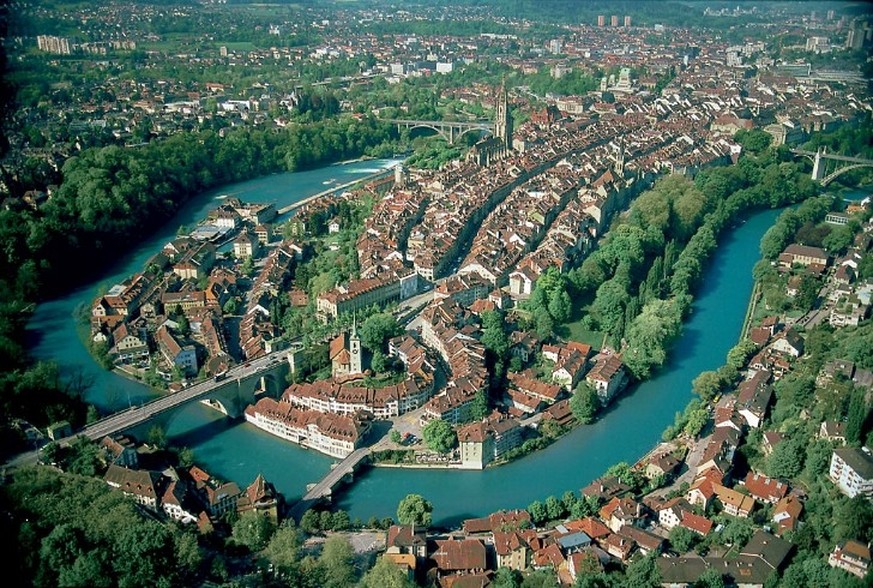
[349,322,362,375]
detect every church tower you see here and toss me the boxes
[615,139,625,176]
[495,79,513,150]
[349,319,362,375]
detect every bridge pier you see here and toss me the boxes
[812,148,825,181]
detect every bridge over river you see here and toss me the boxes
[287,437,391,522]
[5,348,292,468]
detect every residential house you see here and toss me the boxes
[457,413,523,469]
[552,350,589,391]
[655,497,687,531]
[819,421,847,444]
[162,479,200,524]
[109,323,150,365]
[493,531,529,571]
[509,266,538,298]
[762,431,784,456]
[155,325,198,376]
[582,477,631,502]
[680,511,714,537]
[431,539,487,578]
[386,525,428,559]
[772,495,803,535]
[828,540,871,579]
[829,446,873,498]
[599,496,645,533]
[778,244,829,268]
[104,465,165,511]
[744,472,788,505]
[770,330,804,358]
[686,477,717,510]
[234,231,260,259]
[236,474,279,522]
[100,435,139,468]
[618,526,664,555]
[713,484,756,518]
[736,370,773,428]
[602,533,635,561]
[463,510,531,535]
[645,452,682,482]
[585,354,628,405]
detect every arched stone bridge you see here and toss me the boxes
[75,349,292,442]
[389,119,494,144]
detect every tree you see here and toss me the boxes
[605,462,645,492]
[669,526,699,553]
[65,435,101,477]
[397,494,433,527]
[528,500,547,525]
[726,340,758,371]
[692,370,724,401]
[470,389,490,421]
[624,553,661,588]
[481,310,510,359]
[544,495,565,521]
[331,510,351,531]
[361,555,416,588]
[547,289,572,324]
[492,566,521,588]
[844,389,869,445]
[232,511,276,552]
[735,129,772,155]
[175,531,203,576]
[40,441,62,465]
[146,425,168,449]
[390,430,402,444]
[521,568,559,588]
[371,349,388,374]
[767,438,805,479]
[319,535,357,588]
[570,382,600,424]
[300,509,321,534]
[359,313,400,352]
[422,419,457,454]
[694,568,725,588]
[834,496,873,544]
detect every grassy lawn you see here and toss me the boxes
[562,320,606,349]
[216,41,257,51]
[556,294,606,349]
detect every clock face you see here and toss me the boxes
[351,347,358,355]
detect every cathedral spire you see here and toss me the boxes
[495,77,513,149]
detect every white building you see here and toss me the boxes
[829,446,873,499]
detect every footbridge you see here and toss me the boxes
[389,119,494,144]
[77,349,292,441]
[791,148,873,186]
[288,447,371,521]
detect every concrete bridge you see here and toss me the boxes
[388,119,494,145]
[791,148,873,186]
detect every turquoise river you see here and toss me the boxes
[25,158,803,527]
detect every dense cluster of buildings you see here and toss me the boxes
[98,434,280,529]
[89,200,286,381]
[246,332,436,457]
[368,209,873,584]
